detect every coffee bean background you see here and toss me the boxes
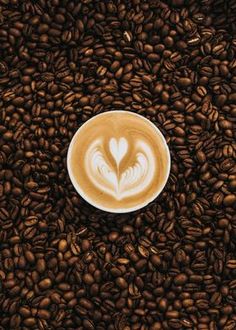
[0,0,236,329]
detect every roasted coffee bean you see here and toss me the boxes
[38,278,52,290]
[174,273,188,285]
[150,254,161,267]
[177,77,192,87]
[58,239,68,253]
[116,277,128,289]
[223,194,236,206]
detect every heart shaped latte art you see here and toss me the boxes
[85,137,156,200]
[109,137,128,167]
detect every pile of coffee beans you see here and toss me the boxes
[0,0,236,329]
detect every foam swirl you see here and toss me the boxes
[85,137,155,200]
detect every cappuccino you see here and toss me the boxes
[67,111,170,213]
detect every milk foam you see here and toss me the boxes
[85,137,155,200]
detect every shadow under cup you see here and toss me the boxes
[67,111,171,213]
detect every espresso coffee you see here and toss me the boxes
[67,111,170,213]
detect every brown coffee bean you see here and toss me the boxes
[36,309,50,319]
[196,150,206,164]
[12,97,24,106]
[108,231,119,242]
[226,260,236,269]
[150,255,161,267]
[36,259,46,273]
[38,278,52,290]
[158,298,168,311]
[24,216,38,227]
[79,297,94,310]
[101,95,114,105]
[58,239,68,252]
[213,192,224,206]
[39,297,51,308]
[24,181,38,191]
[83,319,95,330]
[122,225,134,234]
[174,127,185,137]
[0,208,9,220]
[116,277,128,289]
[10,314,21,328]
[23,318,37,326]
[174,273,188,285]
[71,242,81,255]
[23,227,37,240]
[177,77,192,87]
[83,273,94,285]
[81,239,91,251]
[110,61,120,72]
[223,194,236,206]
[166,310,179,318]
[25,250,35,264]
[182,299,194,308]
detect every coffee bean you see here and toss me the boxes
[58,239,68,253]
[223,194,236,206]
[116,277,128,289]
[38,278,52,290]
[150,255,161,267]
[24,181,38,191]
[71,242,81,255]
[226,260,236,269]
[196,150,206,164]
[83,273,94,285]
[108,231,119,242]
[12,97,24,106]
[36,259,46,274]
[158,298,168,311]
[81,239,91,251]
[177,77,192,87]
[83,319,95,330]
[39,297,51,309]
[79,297,94,310]
[25,250,35,264]
[174,273,188,285]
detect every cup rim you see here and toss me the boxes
[67,110,171,213]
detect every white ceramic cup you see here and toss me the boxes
[67,111,171,213]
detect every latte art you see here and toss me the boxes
[67,111,170,213]
[85,137,155,200]
[109,137,128,167]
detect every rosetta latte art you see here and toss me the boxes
[85,137,155,200]
[68,111,170,212]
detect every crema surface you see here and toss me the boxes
[68,111,170,212]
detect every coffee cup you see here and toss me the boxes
[67,110,171,213]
